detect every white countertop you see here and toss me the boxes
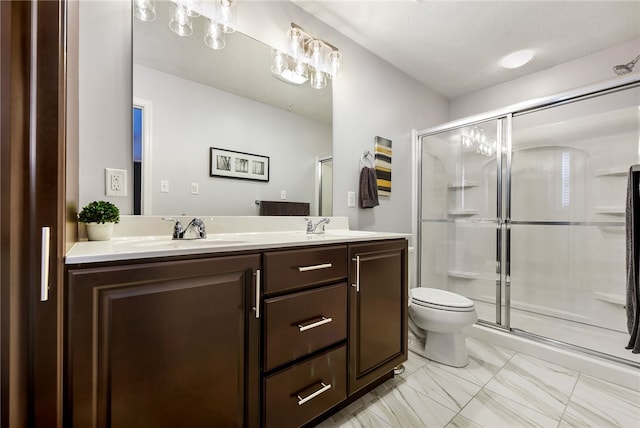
[65,229,409,264]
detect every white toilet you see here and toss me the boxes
[408,287,477,367]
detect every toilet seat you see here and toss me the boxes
[411,288,475,312]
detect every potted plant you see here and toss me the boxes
[78,200,120,241]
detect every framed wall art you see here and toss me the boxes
[209,147,270,182]
[374,136,392,195]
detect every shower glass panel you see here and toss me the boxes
[510,86,640,363]
[420,118,505,325]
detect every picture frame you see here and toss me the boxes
[209,147,270,182]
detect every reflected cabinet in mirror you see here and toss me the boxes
[130,0,332,216]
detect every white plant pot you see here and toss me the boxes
[85,222,114,241]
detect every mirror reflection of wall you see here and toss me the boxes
[318,157,333,216]
[129,0,333,216]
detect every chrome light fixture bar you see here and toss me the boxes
[134,0,237,50]
[271,22,342,89]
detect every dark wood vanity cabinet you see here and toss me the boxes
[63,238,407,427]
[65,254,261,428]
[260,240,408,427]
[348,240,408,395]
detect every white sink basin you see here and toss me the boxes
[112,236,247,250]
[323,230,379,237]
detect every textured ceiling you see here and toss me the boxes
[292,0,640,99]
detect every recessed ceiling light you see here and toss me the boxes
[500,50,534,69]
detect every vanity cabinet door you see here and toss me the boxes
[66,254,261,428]
[348,240,408,395]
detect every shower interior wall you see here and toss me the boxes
[419,80,640,364]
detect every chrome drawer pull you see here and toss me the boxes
[297,382,332,406]
[351,256,360,292]
[253,269,261,319]
[298,316,333,332]
[297,263,332,272]
[40,227,50,302]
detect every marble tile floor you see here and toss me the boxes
[315,337,640,428]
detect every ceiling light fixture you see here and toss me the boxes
[134,0,236,49]
[134,0,156,22]
[271,23,341,89]
[500,49,534,69]
[613,54,640,75]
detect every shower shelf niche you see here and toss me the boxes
[597,225,625,234]
[448,181,479,189]
[593,292,626,308]
[593,168,628,177]
[593,206,625,216]
[447,270,479,280]
[448,209,479,217]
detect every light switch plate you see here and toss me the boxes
[191,183,199,194]
[160,180,169,193]
[347,191,356,207]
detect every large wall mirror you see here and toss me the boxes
[133,1,333,216]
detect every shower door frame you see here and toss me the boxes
[416,74,640,363]
[417,114,510,331]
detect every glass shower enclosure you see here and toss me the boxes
[417,76,640,366]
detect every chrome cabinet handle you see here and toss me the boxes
[297,382,332,406]
[351,256,360,292]
[253,269,261,318]
[298,316,333,332]
[297,263,332,272]
[40,227,50,302]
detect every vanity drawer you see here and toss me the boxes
[264,344,346,428]
[264,283,347,371]
[263,245,347,294]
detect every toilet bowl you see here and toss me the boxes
[408,287,477,367]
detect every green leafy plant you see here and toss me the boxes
[78,200,120,224]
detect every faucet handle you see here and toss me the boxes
[162,217,184,239]
[189,217,207,239]
[304,217,313,233]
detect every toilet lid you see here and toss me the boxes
[411,288,474,309]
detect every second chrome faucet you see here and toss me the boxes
[163,217,207,240]
[305,217,330,234]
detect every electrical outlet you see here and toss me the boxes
[160,180,169,193]
[347,191,356,207]
[105,168,127,197]
[191,183,199,194]
[280,190,286,200]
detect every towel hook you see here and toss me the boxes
[360,151,375,169]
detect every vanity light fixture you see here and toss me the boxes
[135,0,237,49]
[500,49,534,69]
[461,126,496,157]
[169,0,201,37]
[134,0,156,21]
[271,23,342,89]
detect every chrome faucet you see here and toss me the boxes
[163,217,207,239]
[305,217,330,234]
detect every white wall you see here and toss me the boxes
[234,1,449,233]
[78,1,449,235]
[134,65,331,216]
[79,0,133,213]
[450,38,640,119]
